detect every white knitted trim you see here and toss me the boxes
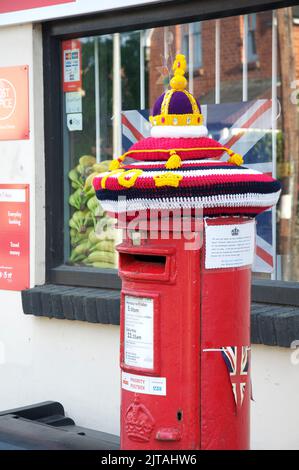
[150,125,208,138]
[131,159,222,166]
[100,190,281,213]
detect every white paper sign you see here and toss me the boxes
[205,221,255,269]
[0,189,26,203]
[66,92,82,114]
[122,372,166,396]
[67,113,83,131]
[124,296,154,370]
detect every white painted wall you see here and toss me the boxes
[251,345,299,450]
[0,23,120,436]
[0,22,298,449]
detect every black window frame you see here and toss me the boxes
[44,0,299,304]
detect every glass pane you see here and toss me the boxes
[275,6,299,281]
[219,16,243,103]
[247,11,272,101]
[63,35,120,270]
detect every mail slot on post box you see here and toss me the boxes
[93,54,281,450]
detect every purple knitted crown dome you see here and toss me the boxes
[152,91,202,116]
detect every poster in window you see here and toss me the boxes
[0,184,30,291]
[62,39,82,93]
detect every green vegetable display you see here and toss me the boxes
[67,156,117,268]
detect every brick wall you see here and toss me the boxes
[148,11,280,109]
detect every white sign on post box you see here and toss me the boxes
[124,296,154,370]
[205,220,255,269]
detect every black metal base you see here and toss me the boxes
[0,402,119,450]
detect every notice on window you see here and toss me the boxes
[62,39,82,92]
[65,92,82,114]
[0,184,30,291]
[122,372,166,396]
[67,113,83,131]
[124,296,154,370]
[205,220,255,269]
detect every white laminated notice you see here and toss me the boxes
[205,220,255,269]
[124,296,154,369]
[122,371,166,396]
[65,92,82,114]
[67,113,83,131]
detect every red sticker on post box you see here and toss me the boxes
[124,296,154,370]
[205,220,255,269]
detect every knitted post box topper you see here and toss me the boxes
[93,54,281,217]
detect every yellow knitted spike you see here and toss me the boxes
[228,153,244,166]
[165,150,182,169]
[170,54,188,91]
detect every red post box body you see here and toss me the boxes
[118,216,251,450]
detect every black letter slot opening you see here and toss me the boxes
[119,253,167,275]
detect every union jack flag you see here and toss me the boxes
[122,99,276,273]
[221,346,249,410]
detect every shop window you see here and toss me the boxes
[44,4,299,294]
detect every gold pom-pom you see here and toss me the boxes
[228,153,244,166]
[109,159,121,170]
[165,151,182,169]
[170,75,187,91]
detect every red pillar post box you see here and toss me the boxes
[93,54,281,450]
[116,216,251,450]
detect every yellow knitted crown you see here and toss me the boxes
[149,54,203,127]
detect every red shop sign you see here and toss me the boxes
[62,39,82,92]
[0,1,75,14]
[0,65,29,141]
[0,184,30,291]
